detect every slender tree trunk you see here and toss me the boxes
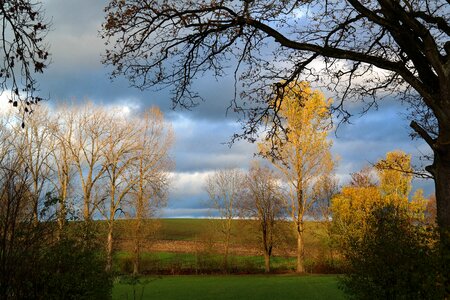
[223,228,230,273]
[106,221,114,272]
[296,221,305,273]
[132,237,140,276]
[57,179,68,235]
[58,199,66,230]
[264,252,270,273]
[32,179,39,226]
[133,218,142,276]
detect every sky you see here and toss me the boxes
[10,0,434,218]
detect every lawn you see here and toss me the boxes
[113,275,345,300]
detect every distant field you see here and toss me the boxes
[106,218,339,274]
[113,275,345,300]
[156,218,215,240]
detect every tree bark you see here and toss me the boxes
[264,252,270,273]
[106,221,114,272]
[223,229,230,273]
[433,142,450,296]
[133,238,140,276]
[133,217,142,276]
[296,221,305,273]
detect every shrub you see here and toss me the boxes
[339,205,443,299]
[41,225,113,299]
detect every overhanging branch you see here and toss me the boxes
[410,120,435,148]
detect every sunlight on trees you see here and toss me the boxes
[333,151,427,238]
[240,162,286,273]
[102,2,450,287]
[259,81,335,273]
[332,151,442,297]
[0,102,175,278]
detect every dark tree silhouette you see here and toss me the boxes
[0,0,50,118]
[101,0,449,288]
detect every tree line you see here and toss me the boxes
[0,102,173,298]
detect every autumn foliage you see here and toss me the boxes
[332,151,441,298]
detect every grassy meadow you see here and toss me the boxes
[113,275,345,300]
[106,218,341,275]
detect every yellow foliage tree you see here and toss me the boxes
[332,186,382,242]
[332,151,438,298]
[260,81,334,273]
[376,150,413,205]
[332,150,428,242]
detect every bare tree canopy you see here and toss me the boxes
[0,0,50,117]
[102,0,448,140]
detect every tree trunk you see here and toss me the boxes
[264,252,270,273]
[433,143,450,296]
[133,238,140,276]
[133,218,142,276]
[106,222,114,272]
[223,233,230,273]
[296,222,305,273]
[83,192,91,221]
[57,198,66,240]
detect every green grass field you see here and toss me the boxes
[108,218,340,275]
[154,218,326,245]
[114,251,299,274]
[113,275,345,300]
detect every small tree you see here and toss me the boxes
[206,168,244,272]
[311,173,340,262]
[240,162,286,273]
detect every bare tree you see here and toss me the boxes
[129,107,174,275]
[15,106,54,224]
[349,166,378,188]
[102,1,450,282]
[48,105,76,230]
[311,173,340,261]
[0,0,50,117]
[240,161,286,273]
[102,111,140,271]
[205,168,244,272]
[67,103,110,221]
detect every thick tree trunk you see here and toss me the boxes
[296,222,305,273]
[106,222,114,272]
[433,144,450,296]
[264,252,270,273]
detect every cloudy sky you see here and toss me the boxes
[19,0,434,217]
